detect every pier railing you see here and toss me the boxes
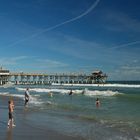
[0,69,107,85]
[8,71,107,85]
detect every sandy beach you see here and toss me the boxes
[0,97,85,140]
[0,85,140,140]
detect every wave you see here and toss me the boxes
[29,96,43,105]
[16,87,70,94]
[52,83,140,88]
[101,84,140,88]
[0,92,24,98]
[16,87,122,97]
[84,90,122,97]
[0,91,43,105]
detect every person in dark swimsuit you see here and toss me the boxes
[25,88,30,106]
[69,89,73,95]
[8,100,16,127]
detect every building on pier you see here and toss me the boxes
[0,67,10,85]
[87,70,107,84]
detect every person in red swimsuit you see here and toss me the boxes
[95,98,100,108]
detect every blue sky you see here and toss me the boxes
[0,0,140,80]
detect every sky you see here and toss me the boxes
[0,0,140,80]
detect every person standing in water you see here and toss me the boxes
[8,100,16,127]
[24,88,30,106]
[69,89,73,95]
[95,98,100,108]
[48,92,53,97]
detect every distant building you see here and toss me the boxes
[87,70,107,84]
[0,67,10,85]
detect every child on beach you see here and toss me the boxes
[7,100,16,127]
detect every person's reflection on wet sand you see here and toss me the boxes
[6,127,13,140]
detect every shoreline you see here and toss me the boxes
[0,97,85,140]
[0,85,140,140]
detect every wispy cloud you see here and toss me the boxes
[104,11,140,32]
[7,0,100,48]
[109,40,140,50]
[109,63,140,80]
[36,59,69,68]
[0,56,28,65]
[119,66,140,80]
[121,65,140,72]
[48,35,106,60]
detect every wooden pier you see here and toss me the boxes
[10,73,87,85]
[0,67,107,85]
[9,71,107,85]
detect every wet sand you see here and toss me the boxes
[0,98,85,140]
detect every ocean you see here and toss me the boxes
[0,81,140,140]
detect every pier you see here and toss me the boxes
[0,67,107,85]
[9,70,107,85]
[10,73,88,85]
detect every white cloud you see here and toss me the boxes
[0,56,28,65]
[105,11,140,32]
[109,40,140,50]
[48,35,107,60]
[36,59,69,68]
[121,66,140,72]
[109,65,140,80]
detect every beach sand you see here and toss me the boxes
[0,97,85,140]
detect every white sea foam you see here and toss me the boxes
[16,87,83,94]
[28,96,43,105]
[83,90,121,97]
[52,83,140,88]
[16,87,121,97]
[0,92,10,95]
[101,84,140,88]
[16,87,26,91]
[0,91,43,105]
[0,92,24,98]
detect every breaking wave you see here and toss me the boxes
[16,87,122,96]
[0,91,43,105]
[52,83,140,88]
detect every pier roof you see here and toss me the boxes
[10,73,48,76]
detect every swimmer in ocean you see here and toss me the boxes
[69,89,73,95]
[95,98,100,108]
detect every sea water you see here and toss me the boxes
[0,81,140,140]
